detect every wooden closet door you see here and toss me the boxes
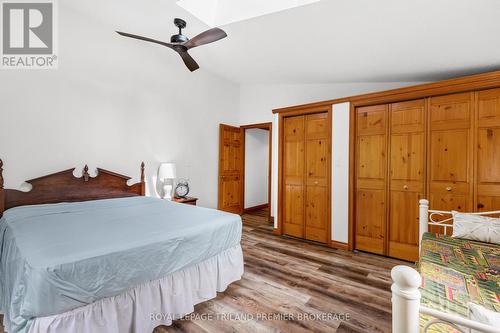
[355,104,388,255]
[428,93,474,232]
[476,88,500,211]
[304,112,330,243]
[388,100,425,262]
[283,115,305,238]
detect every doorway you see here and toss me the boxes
[242,123,272,221]
[218,122,272,222]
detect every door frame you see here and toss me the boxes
[240,122,272,222]
[276,106,332,247]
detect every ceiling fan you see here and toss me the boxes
[116,18,227,72]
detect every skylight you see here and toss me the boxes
[177,0,321,27]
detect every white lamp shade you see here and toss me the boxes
[158,163,177,180]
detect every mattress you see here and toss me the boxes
[0,196,242,333]
[418,232,500,332]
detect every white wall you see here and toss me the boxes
[238,83,427,124]
[0,2,239,209]
[238,82,425,243]
[0,1,428,224]
[331,102,350,243]
[244,129,269,208]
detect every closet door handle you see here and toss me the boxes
[314,181,319,185]
[446,186,452,191]
[403,185,409,190]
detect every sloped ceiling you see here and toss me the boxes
[67,0,500,84]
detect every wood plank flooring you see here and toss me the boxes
[155,210,408,333]
[1,209,409,333]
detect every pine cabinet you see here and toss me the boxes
[476,89,500,212]
[354,88,500,261]
[354,100,425,261]
[283,112,330,243]
[388,100,425,262]
[428,93,474,234]
[355,104,388,255]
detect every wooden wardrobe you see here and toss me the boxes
[354,88,500,262]
[355,100,425,260]
[282,112,331,244]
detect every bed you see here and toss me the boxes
[391,199,500,333]
[0,160,244,333]
[419,232,500,332]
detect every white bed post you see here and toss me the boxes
[419,199,429,251]
[390,199,427,333]
[391,265,422,333]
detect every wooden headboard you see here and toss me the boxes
[0,159,145,216]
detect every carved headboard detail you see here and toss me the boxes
[0,159,145,216]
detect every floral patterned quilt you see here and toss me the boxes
[418,232,500,332]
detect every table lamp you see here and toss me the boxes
[158,163,176,200]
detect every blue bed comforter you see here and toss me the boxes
[0,196,242,332]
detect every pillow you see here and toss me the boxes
[452,211,500,244]
[469,302,500,333]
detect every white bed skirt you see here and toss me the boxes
[27,245,244,333]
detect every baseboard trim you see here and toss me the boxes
[244,203,269,214]
[329,240,348,251]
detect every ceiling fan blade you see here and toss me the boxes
[184,28,227,49]
[116,31,174,49]
[178,51,200,72]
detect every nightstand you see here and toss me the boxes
[171,197,198,206]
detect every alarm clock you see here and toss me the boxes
[174,179,190,198]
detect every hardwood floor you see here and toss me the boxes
[155,209,408,333]
[0,209,408,333]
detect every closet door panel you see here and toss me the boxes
[477,196,500,212]
[305,186,328,243]
[284,185,304,237]
[429,93,472,196]
[305,138,328,187]
[356,135,386,188]
[476,89,500,211]
[430,93,471,131]
[390,133,425,182]
[388,99,425,262]
[355,105,388,255]
[391,99,425,133]
[477,88,500,127]
[283,116,305,238]
[357,105,387,135]
[477,128,500,183]
[306,112,329,139]
[428,93,473,233]
[430,130,469,183]
[284,140,304,184]
[355,189,386,255]
[389,191,420,261]
[304,112,329,243]
[429,194,469,211]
